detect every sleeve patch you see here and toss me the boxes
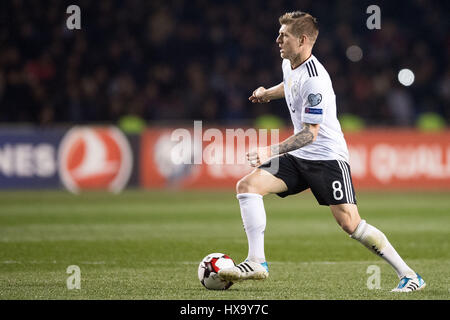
[305,107,323,114]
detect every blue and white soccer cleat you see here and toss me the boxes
[218,260,269,282]
[391,273,426,292]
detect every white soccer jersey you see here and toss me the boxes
[282,54,349,163]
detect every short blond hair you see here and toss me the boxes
[279,11,319,44]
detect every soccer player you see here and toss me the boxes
[218,11,425,292]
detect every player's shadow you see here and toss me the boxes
[182,285,273,296]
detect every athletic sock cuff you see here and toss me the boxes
[350,219,367,240]
[236,193,263,200]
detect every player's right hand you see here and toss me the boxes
[249,87,270,103]
[246,146,272,167]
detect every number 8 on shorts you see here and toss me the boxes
[332,180,343,200]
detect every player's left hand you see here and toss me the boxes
[249,87,270,103]
[246,146,272,167]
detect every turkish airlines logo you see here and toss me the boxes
[58,127,132,193]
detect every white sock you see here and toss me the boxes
[237,193,266,263]
[351,220,416,279]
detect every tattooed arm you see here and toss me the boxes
[246,123,320,167]
[270,123,319,155]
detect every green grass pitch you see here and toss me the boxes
[0,189,448,300]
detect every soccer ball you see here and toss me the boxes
[198,253,235,290]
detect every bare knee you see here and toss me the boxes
[236,176,266,195]
[236,169,286,196]
[236,177,256,194]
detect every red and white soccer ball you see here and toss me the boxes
[198,253,235,290]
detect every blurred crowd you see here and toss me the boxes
[0,0,449,127]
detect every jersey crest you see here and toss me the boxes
[291,80,300,99]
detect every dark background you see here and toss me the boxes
[1,0,449,127]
